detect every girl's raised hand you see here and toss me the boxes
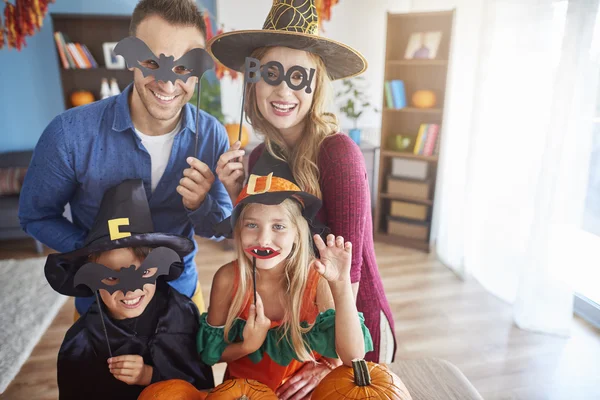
[312,234,352,283]
[215,140,246,202]
[241,292,271,354]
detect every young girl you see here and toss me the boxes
[197,151,372,398]
[210,0,396,368]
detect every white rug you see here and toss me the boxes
[0,257,67,393]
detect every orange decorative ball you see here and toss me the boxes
[411,90,437,109]
[206,379,277,400]
[224,123,250,149]
[312,359,413,400]
[70,90,95,107]
[138,379,208,400]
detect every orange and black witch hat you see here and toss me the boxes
[215,150,326,237]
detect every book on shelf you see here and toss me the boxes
[53,32,99,69]
[422,124,439,156]
[383,80,407,109]
[384,81,394,109]
[412,123,440,156]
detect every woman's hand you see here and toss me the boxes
[276,359,338,400]
[311,234,352,284]
[241,292,271,354]
[216,141,246,202]
[108,355,153,386]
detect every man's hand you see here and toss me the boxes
[177,157,215,210]
[108,355,153,386]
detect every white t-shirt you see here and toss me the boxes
[134,120,181,192]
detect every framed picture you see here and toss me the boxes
[404,31,443,60]
[103,42,125,69]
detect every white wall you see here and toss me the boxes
[216,0,411,145]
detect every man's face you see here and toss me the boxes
[132,15,205,125]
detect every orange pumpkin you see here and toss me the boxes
[312,359,413,400]
[206,379,277,400]
[70,90,95,107]
[411,90,437,109]
[138,379,208,400]
[224,123,250,149]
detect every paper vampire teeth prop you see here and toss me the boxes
[244,57,316,94]
[114,36,214,84]
[74,247,180,295]
[245,246,281,259]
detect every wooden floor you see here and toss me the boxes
[1,237,599,400]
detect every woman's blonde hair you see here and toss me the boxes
[224,199,316,362]
[244,47,339,199]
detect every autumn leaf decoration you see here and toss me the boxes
[1,0,55,51]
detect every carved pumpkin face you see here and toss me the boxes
[137,379,208,400]
[205,379,278,400]
[312,359,413,400]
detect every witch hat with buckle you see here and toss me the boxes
[44,179,194,297]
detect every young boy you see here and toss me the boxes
[44,180,214,399]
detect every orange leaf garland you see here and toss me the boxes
[4,2,19,50]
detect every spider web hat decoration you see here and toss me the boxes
[205,0,368,142]
[113,36,215,154]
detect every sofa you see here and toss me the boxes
[0,150,43,253]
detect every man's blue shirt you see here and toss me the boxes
[19,84,232,313]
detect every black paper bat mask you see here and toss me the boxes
[113,36,214,84]
[74,247,180,295]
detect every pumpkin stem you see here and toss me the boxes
[238,396,250,400]
[352,359,371,386]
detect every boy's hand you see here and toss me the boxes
[242,293,271,354]
[177,157,215,210]
[108,355,153,386]
[312,234,352,283]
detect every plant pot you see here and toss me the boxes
[349,128,361,145]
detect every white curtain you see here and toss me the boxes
[434,0,600,336]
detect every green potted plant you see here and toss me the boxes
[189,73,225,125]
[336,76,378,145]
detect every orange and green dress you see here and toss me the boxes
[196,260,373,391]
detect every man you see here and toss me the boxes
[19,0,232,316]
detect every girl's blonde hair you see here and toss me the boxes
[224,198,316,362]
[244,47,339,199]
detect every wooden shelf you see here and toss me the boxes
[375,10,454,253]
[60,67,129,72]
[374,233,430,251]
[387,60,448,66]
[380,193,433,205]
[384,107,443,114]
[381,150,439,162]
[52,13,132,109]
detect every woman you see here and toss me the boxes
[209,1,396,396]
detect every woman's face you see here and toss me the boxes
[255,46,317,144]
[240,203,296,271]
